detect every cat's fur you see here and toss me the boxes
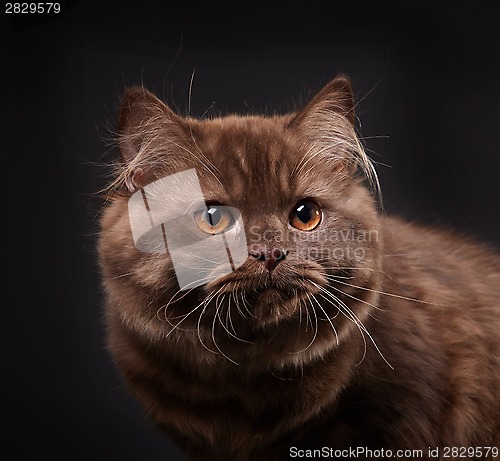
[98,76,500,460]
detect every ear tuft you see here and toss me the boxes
[117,87,172,165]
[290,75,355,127]
[116,87,185,192]
[287,75,381,200]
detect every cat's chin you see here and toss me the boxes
[206,279,322,328]
[248,287,310,326]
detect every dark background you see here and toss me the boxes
[2,1,499,460]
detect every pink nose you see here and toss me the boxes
[250,248,287,272]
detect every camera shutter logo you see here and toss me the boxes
[128,169,247,290]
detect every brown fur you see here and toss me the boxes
[98,76,500,460]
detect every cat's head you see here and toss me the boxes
[99,76,383,368]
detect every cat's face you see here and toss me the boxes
[99,77,383,368]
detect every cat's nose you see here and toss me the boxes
[249,248,287,272]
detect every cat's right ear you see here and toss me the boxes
[117,87,184,192]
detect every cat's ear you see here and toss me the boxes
[117,87,185,192]
[287,76,377,184]
[290,75,355,127]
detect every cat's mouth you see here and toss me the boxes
[206,263,326,326]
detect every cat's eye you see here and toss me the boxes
[289,199,322,231]
[194,205,234,235]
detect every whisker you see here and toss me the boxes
[304,298,313,333]
[298,294,304,327]
[310,294,339,346]
[111,272,134,280]
[232,282,248,320]
[312,281,393,369]
[211,294,239,365]
[326,280,384,312]
[240,289,256,319]
[324,276,438,305]
[162,292,214,337]
[225,293,236,334]
[218,292,253,344]
[317,290,368,366]
[290,294,319,355]
[163,286,197,313]
[195,287,224,355]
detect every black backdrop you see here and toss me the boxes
[3,1,499,460]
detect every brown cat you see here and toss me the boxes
[98,76,500,460]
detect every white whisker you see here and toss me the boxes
[324,276,438,305]
[218,292,253,345]
[310,294,339,346]
[290,294,319,355]
[212,293,239,365]
[195,287,224,355]
[312,281,393,370]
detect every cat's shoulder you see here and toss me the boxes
[380,214,500,272]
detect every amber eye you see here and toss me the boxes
[289,199,322,231]
[194,205,234,235]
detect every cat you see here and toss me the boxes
[98,76,500,461]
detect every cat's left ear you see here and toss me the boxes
[288,76,378,189]
[289,75,355,128]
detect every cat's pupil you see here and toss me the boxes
[296,204,313,223]
[206,207,221,226]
